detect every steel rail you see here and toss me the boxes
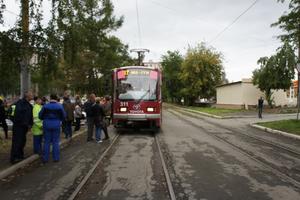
[169,109,300,189]
[68,133,120,200]
[155,135,176,200]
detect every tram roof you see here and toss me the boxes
[113,66,161,71]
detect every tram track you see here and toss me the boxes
[172,107,300,156]
[168,109,300,189]
[68,132,176,200]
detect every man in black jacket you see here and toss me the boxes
[84,94,96,142]
[258,97,264,119]
[10,91,33,164]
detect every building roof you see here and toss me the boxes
[216,78,252,88]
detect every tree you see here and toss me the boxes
[161,51,183,103]
[180,43,224,106]
[253,42,296,107]
[272,0,300,60]
[0,0,5,24]
[1,0,132,96]
[0,31,21,95]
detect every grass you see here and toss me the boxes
[188,106,244,116]
[257,119,300,136]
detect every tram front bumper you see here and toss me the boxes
[113,113,161,121]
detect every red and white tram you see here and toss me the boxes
[112,66,162,130]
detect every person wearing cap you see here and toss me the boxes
[39,94,66,163]
[32,96,43,154]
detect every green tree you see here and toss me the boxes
[253,42,296,107]
[180,43,224,106]
[161,51,183,103]
[0,1,5,24]
[0,31,21,95]
[272,0,300,60]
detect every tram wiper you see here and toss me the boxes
[136,89,150,104]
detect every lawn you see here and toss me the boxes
[257,119,300,136]
[188,106,244,116]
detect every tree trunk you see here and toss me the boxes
[20,0,30,97]
[265,89,273,108]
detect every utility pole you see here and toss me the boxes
[297,29,300,120]
[20,0,30,97]
[130,48,149,66]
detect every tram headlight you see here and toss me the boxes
[120,107,127,112]
[147,107,154,112]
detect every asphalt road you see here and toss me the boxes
[0,108,300,200]
[161,108,300,200]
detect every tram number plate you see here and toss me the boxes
[120,102,128,107]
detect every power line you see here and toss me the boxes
[135,0,142,47]
[148,0,203,23]
[209,0,260,44]
[4,9,19,16]
[148,0,179,15]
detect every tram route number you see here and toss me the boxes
[120,102,128,107]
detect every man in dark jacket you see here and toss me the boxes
[258,97,264,119]
[83,94,96,141]
[39,94,66,163]
[10,91,33,164]
[63,96,74,139]
[0,98,8,139]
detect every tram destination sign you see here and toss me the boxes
[117,69,157,79]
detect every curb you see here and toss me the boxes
[181,108,229,119]
[165,104,231,119]
[0,129,86,180]
[250,124,300,141]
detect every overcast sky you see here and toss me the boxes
[1,0,289,81]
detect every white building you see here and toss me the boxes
[216,78,297,109]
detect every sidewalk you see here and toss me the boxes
[0,128,86,178]
[165,103,297,120]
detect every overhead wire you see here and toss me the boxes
[4,9,19,16]
[208,0,260,44]
[148,0,260,44]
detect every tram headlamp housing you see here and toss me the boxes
[120,107,127,112]
[147,107,154,112]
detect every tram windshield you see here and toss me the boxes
[117,69,158,101]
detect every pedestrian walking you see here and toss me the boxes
[0,97,8,139]
[63,95,74,139]
[84,94,96,142]
[92,97,105,143]
[32,96,43,154]
[74,102,82,132]
[101,96,111,140]
[39,94,66,163]
[258,97,264,119]
[10,91,33,164]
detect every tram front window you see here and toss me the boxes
[117,69,158,101]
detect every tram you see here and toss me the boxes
[112,66,162,130]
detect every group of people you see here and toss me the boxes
[1,91,111,164]
[84,94,111,143]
